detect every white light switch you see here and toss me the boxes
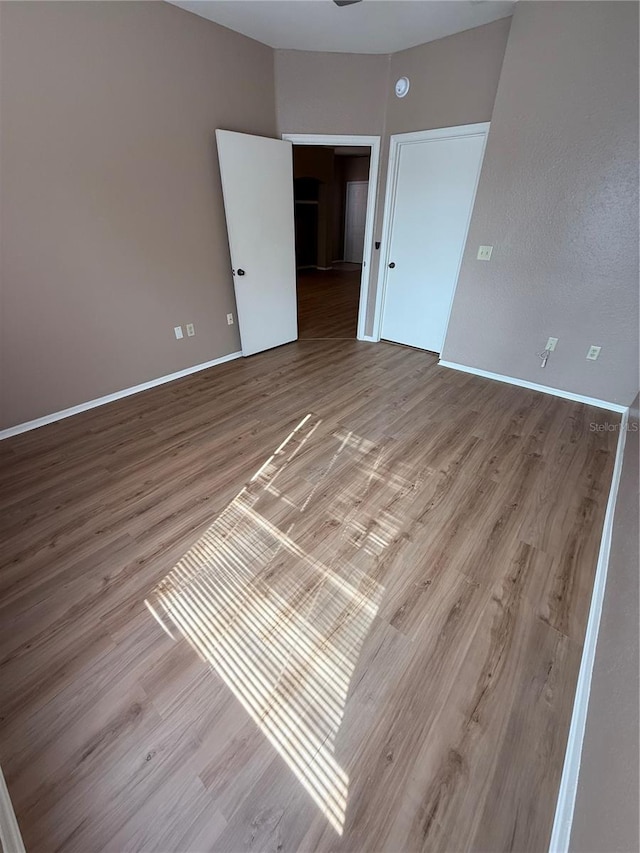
[586,345,601,361]
[227,313,234,325]
[477,245,493,261]
[174,326,183,340]
[546,337,558,351]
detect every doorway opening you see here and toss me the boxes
[283,135,380,342]
[293,146,369,339]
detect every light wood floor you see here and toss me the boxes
[297,265,361,339]
[0,340,618,852]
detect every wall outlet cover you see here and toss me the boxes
[186,323,195,337]
[477,245,493,261]
[586,345,601,361]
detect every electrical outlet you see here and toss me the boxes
[546,337,558,351]
[227,313,234,325]
[477,245,493,261]
[186,323,195,337]
[174,326,183,340]
[586,345,601,361]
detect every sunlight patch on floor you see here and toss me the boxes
[144,413,419,833]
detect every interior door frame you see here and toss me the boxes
[372,122,490,343]
[282,134,381,342]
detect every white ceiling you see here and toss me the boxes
[167,0,514,54]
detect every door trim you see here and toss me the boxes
[282,134,381,342]
[0,765,26,853]
[372,122,490,344]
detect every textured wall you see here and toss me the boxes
[368,17,511,334]
[570,400,639,852]
[386,18,511,135]
[3,3,636,426]
[275,50,390,138]
[442,1,639,405]
[0,1,275,428]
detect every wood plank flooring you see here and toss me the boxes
[297,265,360,339]
[0,340,619,852]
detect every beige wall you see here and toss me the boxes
[367,17,512,334]
[570,401,639,852]
[1,10,512,428]
[275,21,511,336]
[385,18,511,136]
[0,1,275,428]
[275,50,390,138]
[274,19,510,143]
[2,3,636,426]
[442,1,639,406]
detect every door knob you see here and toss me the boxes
[237,268,246,276]
[388,262,396,269]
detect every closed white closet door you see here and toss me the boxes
[381,126,488,353]
[344,181,368,263]
[216,129,297,357]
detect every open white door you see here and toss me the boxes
[216,130,297,357]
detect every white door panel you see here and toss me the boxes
[381,129,487,353]
[216,130,297,357]
[344,181,368,263]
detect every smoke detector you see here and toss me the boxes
[395,77,410,98]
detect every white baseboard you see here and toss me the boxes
[0,766,25,853]
[0,351,242,441]
[358,334,379,343]
[440,353,632,851]
[549,406,630,852]
[438,360,628,413]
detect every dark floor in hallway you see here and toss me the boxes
[297,264,361,339]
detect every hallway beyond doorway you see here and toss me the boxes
[297,263,361,339]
